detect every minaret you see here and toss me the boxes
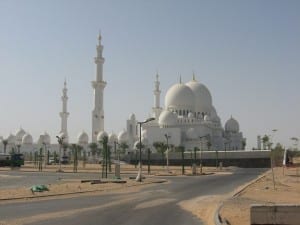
[92,33,106,142]
[60,80,69,137]
[152,73,162,119]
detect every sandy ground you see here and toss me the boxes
[0,177,165,202]
[220,166,300,225]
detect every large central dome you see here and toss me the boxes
[185,79,212,115]
[165,83,195,113]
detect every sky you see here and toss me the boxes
[0,0,299,149]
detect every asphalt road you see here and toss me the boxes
[0,168,267,225]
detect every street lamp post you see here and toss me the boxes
[164,134,171,173]
[136,117,155,182]
[56,135,64,172]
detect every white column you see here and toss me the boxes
[152,74,162,119]
[92,33,106,142]
[60,80,69,136]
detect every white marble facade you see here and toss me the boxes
[0,34,246,155]
[116,74,246,153]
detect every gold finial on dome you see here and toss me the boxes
[192,71,196,81]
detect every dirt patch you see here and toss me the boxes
[0,178,166,202]
[179,195,227,225]
[221,167,300,225]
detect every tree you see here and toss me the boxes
[62,143,69,157]
[98,135,109,178]
[70,144,83,172]
[88,143,98,163]
[262,135,270,150]
[290,137,299,150]
[193,147,199,164]
[242,139,246,150]
[175,146,185,175]
[271,143,285,166]
[153,142,167,165]
[82,149,87,168]
[119,142,129,154]
[207,140,212,151]
[2,139,8,154]
[53,151,58,164]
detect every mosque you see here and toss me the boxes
[117,74,246,152]
[0,34,246,155]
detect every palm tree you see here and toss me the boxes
[70,144,82,172]
[262,135,270,150]
[119,142,129,155]
[242,139,246,150]
[153,142,167,166]
[2,139,8,154]
[193,147,199,164]
[207,140,212,151]
[175,146,185,175]
[88,142,98,163]
[62,143,69,157]
[99,135,109,178]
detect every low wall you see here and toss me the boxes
[123,150,271,168]
[251,204,300,225]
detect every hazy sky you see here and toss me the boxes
[0,0,299,148]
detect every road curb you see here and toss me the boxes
[214,170,271,225]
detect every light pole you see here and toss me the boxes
[164,134,171,173]
[136,117,155,182]
[56,135,64,172]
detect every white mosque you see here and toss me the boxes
[117,74,246,153]
[0,33,246,155]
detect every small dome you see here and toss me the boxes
[133,141,140,149]
[7,134,16,144]
[108,133,118,143]
[118,130,128,143]
[225,116,240,133]
[188,112,194,118]
[186,79,212,114]
[43,132,51,144]
[97,131,108,142]
[186,128,197,140]
[22,133,33,145]
[15,128,26,141]
[204,114,211,122]
[58,132,69,143]
[165,83,195,112]
[129,113,136,121]
[77,131,89,144]
[158,110,177,127]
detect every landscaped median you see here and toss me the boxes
[0,177,167,201]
